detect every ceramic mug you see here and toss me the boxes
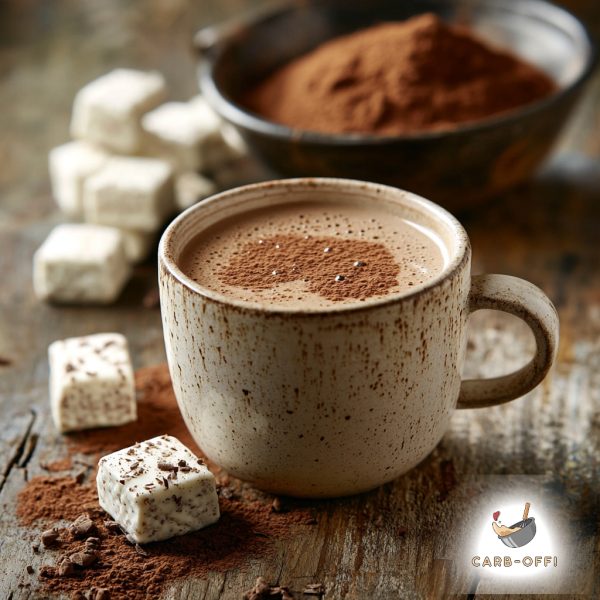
[158,178,558,498]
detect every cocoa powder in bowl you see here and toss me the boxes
[16,365,315,600]
[242,13,556,135]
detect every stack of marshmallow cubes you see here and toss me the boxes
[36,68,248,304]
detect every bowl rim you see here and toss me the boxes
[198,0,599,145]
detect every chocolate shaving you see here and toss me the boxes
[157,462,177,472]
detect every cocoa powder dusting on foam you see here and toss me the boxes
[220,234,401,302]
[243,14,556,135]
[16,365,315,600]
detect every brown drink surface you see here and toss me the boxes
[179,200,446,309]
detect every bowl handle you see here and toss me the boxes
[457,274,559,409]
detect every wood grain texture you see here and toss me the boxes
[0,1,598,599]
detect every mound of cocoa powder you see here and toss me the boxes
[243,13,556,135]
[16,365,316,600]
[220,233,401,302]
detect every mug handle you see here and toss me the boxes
[457,274,559,409]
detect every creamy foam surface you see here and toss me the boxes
[179,200,447,309]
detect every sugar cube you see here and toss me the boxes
[33,224,131,304]
[71,69,167,153]
[174,172,217,211]
[48,141,107,218]
[83,156,173,232]
[49,333,136,433]
[141,98,224,171]
[97,435,220,543]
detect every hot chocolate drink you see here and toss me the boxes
[179,199,446,309]
[161,179,558,497]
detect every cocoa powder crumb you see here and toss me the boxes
[58,558,75,577]
[70,551,98,567]
[243,577,294,600]
[70,514,96,539]
[103,520,121,534]
[41,528,60,547]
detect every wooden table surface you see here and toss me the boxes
[0,1,598,599]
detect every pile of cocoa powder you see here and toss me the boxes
[17,365,316,600]
[243,13,556,134]
[220,234,401,302]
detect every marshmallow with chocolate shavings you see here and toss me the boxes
[49,333,136,432]
[96,435,219,543]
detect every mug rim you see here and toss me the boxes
[158,177,470,315]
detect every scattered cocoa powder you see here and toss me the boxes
[243,13,556,135]
[40,456,73,472]
[66,364,199,458]
[19,478,98,526]
[16,364,316,600]
[220,234,401,302]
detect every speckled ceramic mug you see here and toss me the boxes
[159,179,559,498]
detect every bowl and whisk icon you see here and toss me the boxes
[492,502,537,548]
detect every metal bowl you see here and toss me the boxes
[499,517,537,548]
[196,0,597,210]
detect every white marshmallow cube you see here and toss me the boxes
[33,224,131,304]
[48,141,107,218]
[84,156,173,232]
[141,97,224,171]
[71,69,167,153]
[49,333,136,433]
[174,172,217,211]
[97,435,220,543]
